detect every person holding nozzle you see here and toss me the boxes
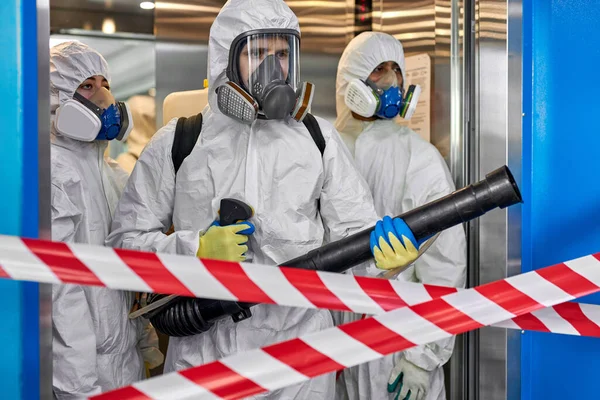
[333,32,467,400]
[106,0,428,397]
[49,41,163,399]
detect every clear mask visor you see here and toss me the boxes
[232,31,300,94]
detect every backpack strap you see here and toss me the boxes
[301,113,326,212]
[302,113,326,156]
[172,112,323,170]
[171,112,203,174]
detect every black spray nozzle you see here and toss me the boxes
[401,165,522,240]
[283,165,522,273]
[219,198,253,226]
[484,164,522,208]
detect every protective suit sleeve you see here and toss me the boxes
[401,149,467,371]
[52,284,101,399]
[51,179,83,243]
[317,118,379,242]
[105,119,200,255]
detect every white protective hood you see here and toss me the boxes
[206,0,300,115]
[334,32,406,153]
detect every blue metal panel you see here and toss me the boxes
[521,0,600,399]
[21,0,42,396]
[0,0,41,398]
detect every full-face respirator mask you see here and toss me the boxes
[344,71,421,121]
[55,87,133,142]
[216,29,314,124]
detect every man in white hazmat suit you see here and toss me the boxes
[50,41,162,399]
[106,1,426,398]
[333,32,467,400]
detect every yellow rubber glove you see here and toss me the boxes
[197,221,255,261]
[370,216,419,270]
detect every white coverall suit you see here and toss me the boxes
[333,32,467,400]
[50,41,160,399]
[106,0,381,398]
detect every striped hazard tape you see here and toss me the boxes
[92,251,600,399]
[2,235,600,338]
[1,235,600,398]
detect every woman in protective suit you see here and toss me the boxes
[334,32,467,400]
[50,41,162,399]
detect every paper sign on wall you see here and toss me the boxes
[396,53,431,142]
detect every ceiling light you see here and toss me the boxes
[140,1,155,9]
[102,18,116,34]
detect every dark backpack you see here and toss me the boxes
[171,112,326,173]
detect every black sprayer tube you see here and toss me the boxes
[148,165,522,336]
[284,164,521,273]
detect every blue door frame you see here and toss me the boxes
[0,0,43,398]
[521,0,600,399]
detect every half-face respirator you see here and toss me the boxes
[345,78,421,120]
[55,90,133,142]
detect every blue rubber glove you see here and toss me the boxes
[370,216,419,270]
[210,220,255,235]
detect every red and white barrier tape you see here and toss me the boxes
[92,251,600,400]
[2,235,600,339]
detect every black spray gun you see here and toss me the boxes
[129,198,254,325]
[135,166,522,337]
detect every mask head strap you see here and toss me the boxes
[351,111,378,121]
[73,91,104,118]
